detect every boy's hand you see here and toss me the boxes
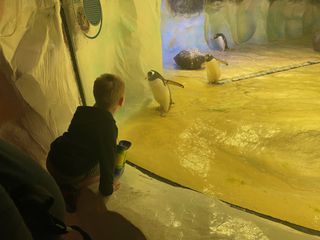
[113,181,120,192]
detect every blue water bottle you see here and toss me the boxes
[114,140,132,180]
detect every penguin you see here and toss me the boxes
[214,33,229,51]
[147,70,184,116]
[206,57,229,84]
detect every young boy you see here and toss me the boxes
[47,73,125,212]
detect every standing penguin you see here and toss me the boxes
[206,57,229,84]
[147,70,184,116]
[214,33,229,51]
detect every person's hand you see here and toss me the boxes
[113,181,120,192]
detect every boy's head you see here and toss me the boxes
[93,73,125,112]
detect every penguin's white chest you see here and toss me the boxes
[149,80,171,112]
[215,36,226,51]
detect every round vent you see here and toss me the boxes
[73,0,103,39]
[83,0,102,26]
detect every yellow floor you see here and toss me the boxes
[119,40,320,230]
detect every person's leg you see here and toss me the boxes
[46,157,85,213]
[0,185,33,240]
[74,188,147,240]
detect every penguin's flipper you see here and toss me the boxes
[160,78,167,86]
[165,79,185,88]
[215,57,229,66]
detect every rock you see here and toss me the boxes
[313,32,320,52]
[174,49,213,70]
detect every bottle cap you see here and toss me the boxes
[117,140,132,151]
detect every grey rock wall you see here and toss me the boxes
[203,0,320,49]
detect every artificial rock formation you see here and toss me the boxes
[163,0,320,53]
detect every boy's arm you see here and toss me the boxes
[98,125,118,196]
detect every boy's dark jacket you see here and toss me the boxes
[49,106,117,196]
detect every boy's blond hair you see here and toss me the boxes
[93,73,125,109]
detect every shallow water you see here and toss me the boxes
[119,40,320,230]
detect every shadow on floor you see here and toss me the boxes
[65,188,147,240]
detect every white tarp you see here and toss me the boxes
[0,0,79,164]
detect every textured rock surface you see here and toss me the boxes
[174,49,210,70]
